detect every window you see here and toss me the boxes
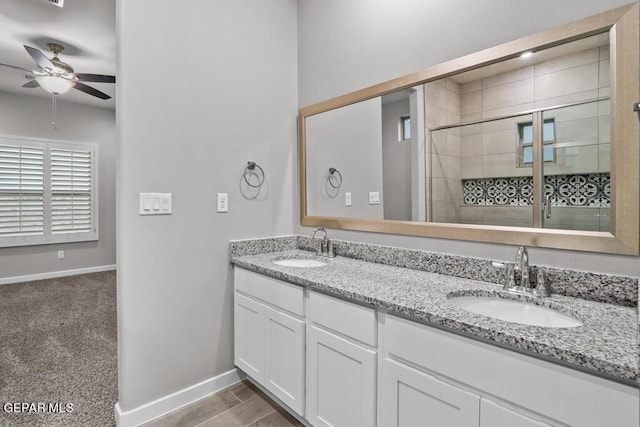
[399,116,411,141]
[0,136,98,247]
[517,119,555,167]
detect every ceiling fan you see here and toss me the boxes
[0,42,115,99]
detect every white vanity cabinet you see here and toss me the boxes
[380,313,640,427]
[234,266,638,427]
[306,291,377,427]
[381,357,480,426]
[480,398,551,427]
[381,357,553,427]
[234,268,305,416]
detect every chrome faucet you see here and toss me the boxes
[513,246,531,290]
[500,246,549,297]
[311,227,336,258]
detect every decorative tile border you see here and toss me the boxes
[462,173,610,207]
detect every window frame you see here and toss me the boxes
[0,135,99,248]
[517,118,556,167]
[399,115,411,141]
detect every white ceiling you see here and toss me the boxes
[0,0,116,109]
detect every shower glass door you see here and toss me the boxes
[541,99,610,231]
[430,113,535,227]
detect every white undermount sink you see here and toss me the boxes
[272,258,327,268]
[448,295,582,328]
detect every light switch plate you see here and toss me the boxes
[139,193,172,215]
[345,192,352,206]
[368,191,380,205]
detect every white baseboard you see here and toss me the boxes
[0,264,117,286]
[115,368,242,427]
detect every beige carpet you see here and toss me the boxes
[0,271,117,427]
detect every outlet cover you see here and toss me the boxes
[217,193,229,213]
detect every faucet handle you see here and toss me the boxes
[534,270,551,297]
[326,240,336,257]
[492,262,515,289]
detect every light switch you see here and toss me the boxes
[345,192,352,206]
[368,191,380,205]
[217,193,229,213]
[139,193,172,215]
[161,196,170,211]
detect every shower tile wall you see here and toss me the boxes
[427,44,610,230]
[426,78,462,222]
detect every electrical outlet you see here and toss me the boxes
[345,192,352,206]
[57,250,64,260]
[217,193,229,213]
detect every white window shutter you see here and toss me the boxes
[50,147,94,234]
[0,144,45,237]
[0,136,97,247]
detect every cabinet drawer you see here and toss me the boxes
[235,268,304,317]
[308,291,376,346]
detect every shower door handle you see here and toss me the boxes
[544,194,552,219]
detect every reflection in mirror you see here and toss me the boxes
[306,87,426,221]
[306,97,384,219]
[381,87,426,221]
[427,33,610,231]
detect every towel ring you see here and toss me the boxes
[243,161,265,188]
[328,167,343,189]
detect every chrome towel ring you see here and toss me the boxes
[328,167,342,189]
[243,161,265,188]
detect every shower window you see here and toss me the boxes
[399,116,411,141]
[517,119,555,167]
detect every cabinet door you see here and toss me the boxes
[381,358,480,427]
[306,325,376,427]
[264,306,305,416]
[480,398,551,427]
[234,293,265,382]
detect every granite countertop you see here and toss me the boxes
[231,249,638,385]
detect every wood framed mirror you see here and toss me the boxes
[298,3,639,255]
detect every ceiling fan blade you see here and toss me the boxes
[75,73,116,83]
[0,62,32,73]
[22,80,40,88]
[73,81,111,100]
[24,45,55,70]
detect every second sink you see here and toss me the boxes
[448,295,582,328]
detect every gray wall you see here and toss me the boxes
[117,0,298,412]
[0,91,116,279]
[296,0,640,276]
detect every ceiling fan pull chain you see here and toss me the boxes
[51,93,57,131]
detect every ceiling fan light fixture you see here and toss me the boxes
[35,75,74,95]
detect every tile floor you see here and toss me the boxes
[142,381,303,427]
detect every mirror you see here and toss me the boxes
[299,4,638,254]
